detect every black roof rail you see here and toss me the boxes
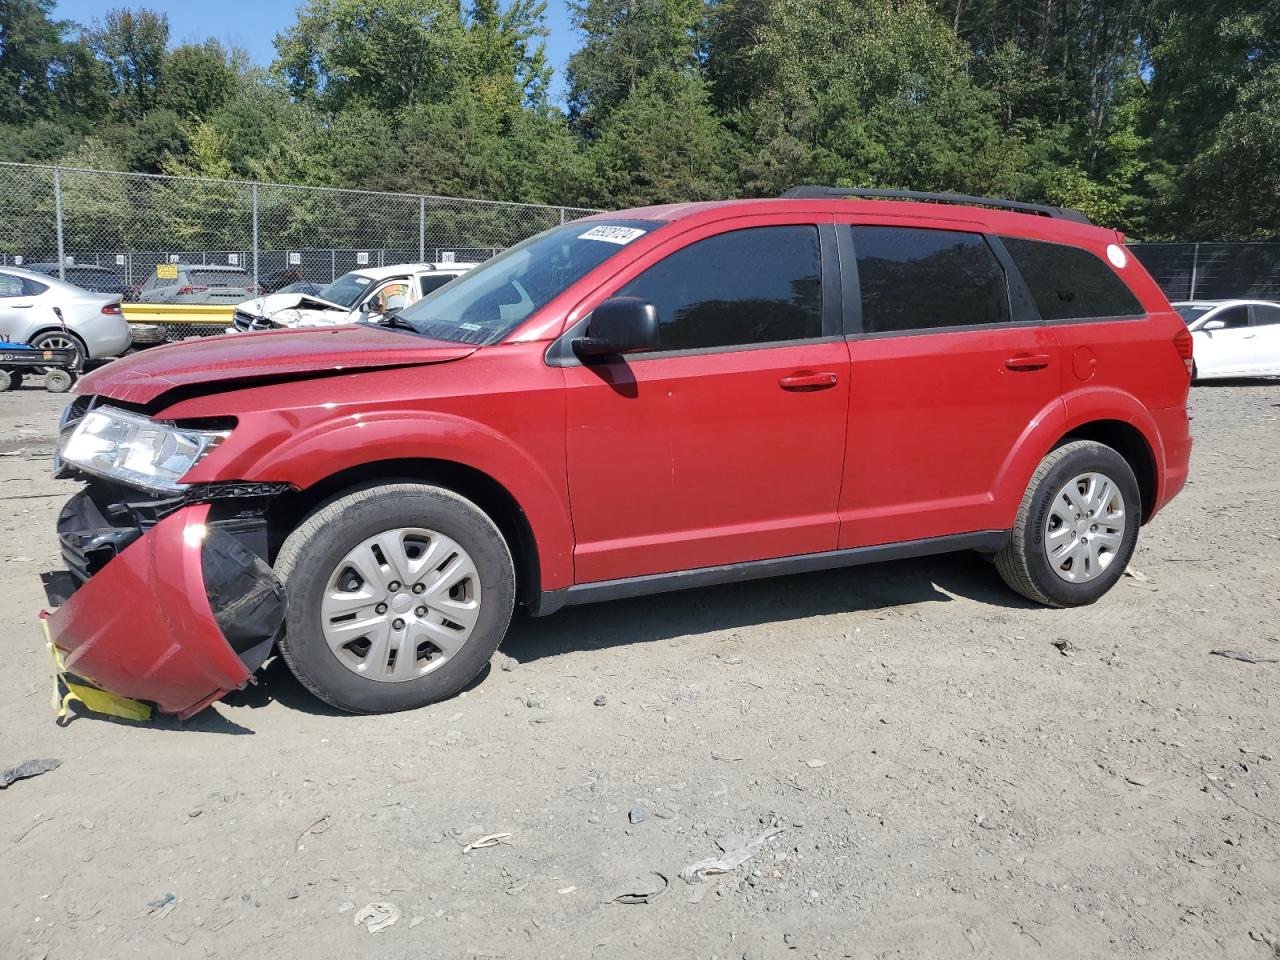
[778,185,1093,225]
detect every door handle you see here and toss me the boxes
[1004,353,1051,372]
[12,303,33,309]
[779,372,839,391]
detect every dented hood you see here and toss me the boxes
[79,325,476,405]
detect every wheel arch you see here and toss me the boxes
[29,326,88,349]
[1056,419,1158,523]
[268,458,542,609]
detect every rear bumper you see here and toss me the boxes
[1151,404,1192,517]
[42,494,284,718]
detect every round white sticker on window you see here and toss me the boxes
[1106,244,1128,269]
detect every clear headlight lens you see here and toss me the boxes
[59,406,230,493]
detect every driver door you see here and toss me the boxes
[1195,304,1253,376]
[561,218,850,584]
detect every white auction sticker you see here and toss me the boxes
[1106,243,1128,269]
[579,225,646,245]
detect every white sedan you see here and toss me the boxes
[1175,300,1280,380]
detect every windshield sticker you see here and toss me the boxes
[578,225,646,245]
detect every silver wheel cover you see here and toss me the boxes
[321,527,481,682]
[1043,471,1126,583]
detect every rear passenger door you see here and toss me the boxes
[835,221,1061,547]
[1248,303,1280,375]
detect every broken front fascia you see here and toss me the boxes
[41,478,292,718]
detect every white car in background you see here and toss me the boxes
[229,262,476,333]
[1174,300,1280,380]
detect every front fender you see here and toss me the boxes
[191,408,575,590]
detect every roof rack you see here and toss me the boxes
[778,186,1092,225]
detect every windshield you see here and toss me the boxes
[317,272,376,308]
[1176,305,1213,325]
[392,220,660,344]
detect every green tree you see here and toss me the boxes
[85,7,170,119]
[0,0,107,123]
[566,0,707,133]
[158,40,237,120]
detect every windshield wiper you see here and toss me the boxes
[375,315,421,333]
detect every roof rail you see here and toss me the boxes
[778,185,1093,225]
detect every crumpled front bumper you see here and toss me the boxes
[42,492,285,719]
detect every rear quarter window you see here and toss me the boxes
[1001,236,1144,321]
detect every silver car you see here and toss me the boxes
[0,266,131,368]
[140,264,257,304]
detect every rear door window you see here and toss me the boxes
[1250,303,1280,326]
[617,225,823,351]
[0,273,25,297]
[419,274,455,296]
[1000,236,1144,320]
[1209,305,1250,329]
[850,226,1010,333]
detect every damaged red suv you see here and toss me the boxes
[42,188,1193,717]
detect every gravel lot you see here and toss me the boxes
[1,379,1278,960]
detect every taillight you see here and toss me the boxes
[177,285,209,295]
[1173,327,1194,377]
[101,303,122,315]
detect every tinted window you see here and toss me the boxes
[1001,236,1143,320]
[1207,305,1250,329]
[1251,303,1280,326]
[852,226,1009,333]
[616,225,822,351]
[23,277,47,296]
[419,274,455,296]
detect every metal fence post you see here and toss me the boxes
[251,183,260,292]
[419,196,426,262]
[53,167,66,280]
[1189,242,1200,301]
[559,207,566,225]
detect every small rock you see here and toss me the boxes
[1051,638,1072,656]
[497,654,518,672]
[802,759,827,769]
[594,695,607,707]
[1124,774,1152,787]
[444,730,463,746]
[188,809,202,818]
[524,692,545,709]
[409,916,425,928]
[629,805,646,824]
[286,888,299,900]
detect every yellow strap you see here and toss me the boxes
[45,632,152,723]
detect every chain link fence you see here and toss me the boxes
[1128,243,1280,303]
[0,162,599,314]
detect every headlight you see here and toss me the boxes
[59,406,230,493]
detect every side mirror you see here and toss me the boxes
[573,297,659,358]
[1201,319,1225,331]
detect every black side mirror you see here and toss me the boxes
[573,297,659,359]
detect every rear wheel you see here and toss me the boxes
[995,440,1140,607]
[30,330,87,371]
[0,370,12,391]
[274,483,515,713]
[44,369,74,393]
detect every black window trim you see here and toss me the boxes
[546,221,841,367]
[995,234,1148,326]
[839,224,1038,339]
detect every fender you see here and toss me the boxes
[990,386,1164,529]
[194,407,576,591]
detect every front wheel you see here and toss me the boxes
[995,441,1140,607]
[274,483,516,713]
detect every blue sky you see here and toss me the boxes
[52,1,578,102]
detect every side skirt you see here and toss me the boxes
[529,530,1010,617]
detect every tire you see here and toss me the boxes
[274,483,515,713]
[0,370,11,392]
[994,440,1141,607]
[30,330,87,371]
[44,369,74,393]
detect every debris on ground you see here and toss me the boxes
[1051,638,1072,656]
[462,832,512,853]
[629,804,646,824]
[147,893,177,919]
[497,654,519,672]
[1124,774,1153,787]
[0,757,60,788]
[353,901,399,933]
[1123,567,1149,582]
[524,692,545,709]
[1211,649,1279,665]
[609,871,668,905]
[802,759,827,768]
[594,694,607,706]
[680,826,786,883]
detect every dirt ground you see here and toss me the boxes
[1,379,1277,960]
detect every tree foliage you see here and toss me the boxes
[0,0,1276,239]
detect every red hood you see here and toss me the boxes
[80,326,477,405]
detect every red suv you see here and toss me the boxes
[42,188,1193,717]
